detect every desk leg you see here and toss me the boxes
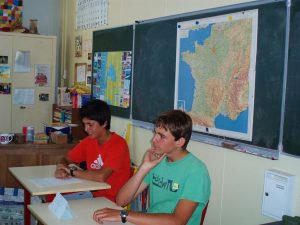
[24,189,31,225]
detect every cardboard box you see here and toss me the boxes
[50,132,68,144]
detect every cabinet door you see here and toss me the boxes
[0,150,8,187]
[11,35,56,133]
[40,145,72,165]
[5,149,40,187]
[0,35,13,132]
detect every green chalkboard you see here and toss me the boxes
[92,25,133,118]
[283,0,300,156]
[132,0,286,150]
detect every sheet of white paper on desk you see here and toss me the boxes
[29,177,82,188]
[48,193,77,219]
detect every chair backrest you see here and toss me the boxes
[200,201,209,225]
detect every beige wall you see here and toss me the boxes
[63,1,300,225]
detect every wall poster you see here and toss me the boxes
[76,0,108,30]
[93,51,132,108]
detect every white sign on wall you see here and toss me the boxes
[76,0,109,30]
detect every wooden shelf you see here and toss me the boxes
[52,104,87,140]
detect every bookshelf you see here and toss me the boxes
[52,104,87,140]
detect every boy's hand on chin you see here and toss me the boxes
[142,148,166,171]
[149,148,164,160]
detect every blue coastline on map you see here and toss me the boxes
[178,25,213,111]
[214,109,248,133]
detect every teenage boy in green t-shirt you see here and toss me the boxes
[93,110,211,225]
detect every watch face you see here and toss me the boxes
[70,166,77,170]
[120,210,128,223]
[121,210,128,216]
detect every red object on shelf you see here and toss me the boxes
[22,126,27,136]
[71,89,78,108]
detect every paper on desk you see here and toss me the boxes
[29,177,82,188]
[48,193,76,219]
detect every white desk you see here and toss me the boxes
[28,197,134,225]
[9,165,111,225]
[9,165,110,195]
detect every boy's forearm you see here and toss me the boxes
[116,165,150,206]
[127,211,180,225]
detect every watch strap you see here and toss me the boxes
[70,166,77,177]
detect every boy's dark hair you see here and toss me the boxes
[154,110,192,149]
[79,99,111,130]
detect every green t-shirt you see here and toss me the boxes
[144,153,211,225]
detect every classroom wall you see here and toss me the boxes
[63,1,300,225]
[23,0,60,36]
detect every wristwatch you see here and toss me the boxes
[120,210,128,223]
[69,166,77,177]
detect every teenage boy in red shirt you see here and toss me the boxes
[54,99,131,202]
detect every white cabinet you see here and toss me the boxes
[0,32,56,133]
[262,169,296,220]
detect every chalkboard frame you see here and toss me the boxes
[282,0,300,157]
